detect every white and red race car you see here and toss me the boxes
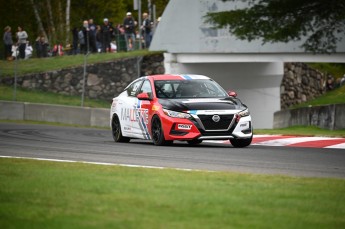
[110,74,253,147]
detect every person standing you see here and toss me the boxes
[141,13,152,49]
[123,12,136,51]
[81,20,90,54]
[3,26,13,60]
[35,36,48,58]
[95,25,103,53]
[101,18,114,52]
[16,26,28,59]
[72,27,79,55]
[88,19,97,53]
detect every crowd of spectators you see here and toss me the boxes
[2,12,154,60]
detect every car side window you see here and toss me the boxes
[126,80,143,97]
[138,80,153,97]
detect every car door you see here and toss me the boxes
[119,79,143,138]
[131,79,153,139]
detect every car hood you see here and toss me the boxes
[158,98,246,111]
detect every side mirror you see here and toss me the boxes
[227,90,237,97]
[137,92,151,100]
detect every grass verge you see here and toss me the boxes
[0,50,158,77]
[291,84,345,109]
[0,158,344,229]
[307,63,345,79]
[0,85,109,108]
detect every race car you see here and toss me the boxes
[110,74,253,147]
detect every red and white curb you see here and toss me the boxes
[207,135,345,149]
[252,135,345,149]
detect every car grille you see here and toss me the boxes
[197,114,234,130]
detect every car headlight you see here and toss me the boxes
[238,108,250,117]
[163,109,191,119]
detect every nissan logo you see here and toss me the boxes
[212,115,220,122]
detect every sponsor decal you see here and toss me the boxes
[177,124,192,130]
[240,122,249,128]
[121,107,149,124]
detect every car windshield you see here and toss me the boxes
[154,79,228,99]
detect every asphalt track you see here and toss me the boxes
[0,123,344,178]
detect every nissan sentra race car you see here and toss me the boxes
[110,74,253,147]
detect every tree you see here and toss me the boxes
[205,0,345,53]
[30,0,48,40]
[46,0,57,44]
[66,0,71,45]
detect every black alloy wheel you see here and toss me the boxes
[111,115,130,143]
[151,116,172,146]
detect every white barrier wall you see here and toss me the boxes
[0,101,110,128]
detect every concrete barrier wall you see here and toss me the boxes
[274,104,345,130]
[2,100,344,130]
[0,101,110,128]
[0,101,24,120]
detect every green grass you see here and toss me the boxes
[0,50,159,77]
[291,84,345,109]
[0,85,109,108]
[308,63,345,79]
[255,125,345,138]
[0,158,344,229]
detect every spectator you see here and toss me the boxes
[80,20,90,54]
[16,26,28,59]
[35,36,49,58]
[88,19,97,53]
[25,41,33,59]
[96,25,103,53]
[78,26,86,54]
[11,44,19,59]
[52,43,64,56]
[123,12,136,51]
[3,26,13,60]
[340,74,345,87]
[116,24,127,52]
[72,27,79,55]
[141,12,152,48]
[101,18,114,52]
[326,75,335,91]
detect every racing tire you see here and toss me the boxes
[187,139,203,145]
[151,116,173,146]
[111,115,130,143]
[230,136,252,148]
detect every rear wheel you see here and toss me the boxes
[230,137,252,148]
[111,115,130,143]
[151,116,172,146]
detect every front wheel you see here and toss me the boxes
[151,116,172,146]
[230,137,252,148]
[111,115,130,143]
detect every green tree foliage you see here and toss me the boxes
[0,0,168,59]
[205,0,345,53]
